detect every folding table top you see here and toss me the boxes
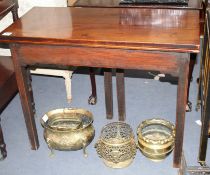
[0,7,200,52]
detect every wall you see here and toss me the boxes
[0,0,67,55]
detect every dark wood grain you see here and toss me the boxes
[116,69,126,121]
[10,45,39,150]
[14,44,184,74]
[0,7,200,52]
[104,69,113,119]
[174,58,189,167]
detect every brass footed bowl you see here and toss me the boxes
[95,122,136,168]
[137,118,175,162]
[41,108,95,157]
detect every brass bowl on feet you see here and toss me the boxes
[41,108,95,157]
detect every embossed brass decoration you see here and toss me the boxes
[137,118,175,161]
[95,122,136,168]
[41,108,95,157]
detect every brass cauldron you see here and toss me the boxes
[95,122,136,168]
[41,108,95,157]
[137,118,175,162]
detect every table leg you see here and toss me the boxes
[26,68,36,117]
[186,53,197,112]
[11,46,39,150]
[116,69,126,121]
[173,60,189,168]
[11,6,19,22]
[196,37,205,111]
[196,72,202,111]
[104,69,113,119]
[88,68,97,105]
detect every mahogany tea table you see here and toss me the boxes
[0,7,200,167]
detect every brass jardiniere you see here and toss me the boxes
[95,122,137,168]
[41,108,95,157]
[137,118,175,161]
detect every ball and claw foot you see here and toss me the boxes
[186,101,192,112]
[0,144,7,160]
[88,95,97,105]
[195,100,201,111]
[198,160,207,167]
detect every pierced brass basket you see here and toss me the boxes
[41,108,95,157]
[137,118,175,162]
[95,122,136,168]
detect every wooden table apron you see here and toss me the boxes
[10,43,189,168]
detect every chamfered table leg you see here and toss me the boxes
[116,69,126,121]
[173,59,189,168]
[104,69,113,119]
[10,46,39,150]
[26,68,36,117]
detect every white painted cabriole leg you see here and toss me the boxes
[30,68,74,103]
[63,71,73,103]
[67,0,78,6]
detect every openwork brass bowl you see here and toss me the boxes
[95,122,136,168]
[137,118,175,162]
[41,108,95,157]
